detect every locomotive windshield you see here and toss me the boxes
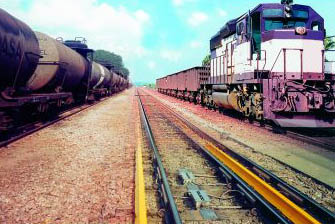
[265,19,306,31]
[263,8,309,31]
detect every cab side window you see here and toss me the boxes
[312,21,320,31]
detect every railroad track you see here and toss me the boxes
[151,89,335,189]
[0,98,110,148]
[137,88,335,224]
[285,128,335,151]
[249,121,335,151]
[158,90,335,151]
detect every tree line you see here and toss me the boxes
[93,50,129,78]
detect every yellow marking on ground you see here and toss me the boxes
[135,122,147,224]
[205,142,320,224]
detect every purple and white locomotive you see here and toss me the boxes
[206,0,335,127]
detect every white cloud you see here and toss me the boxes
[135,10,150,23]
[218,9,227,17]
[172,0,183,6]
[187,12,208,27]
[190,40,202,48]
[2,0,150,61]
[172,0,196,7]
[160,49,182,62]
[148,61,156,70]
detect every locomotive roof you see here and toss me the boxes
[250,3,312,14]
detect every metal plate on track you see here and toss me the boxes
[200,208,218,220]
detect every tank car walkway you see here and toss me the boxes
[0,89,137,223]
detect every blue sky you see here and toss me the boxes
[2,0,335,83]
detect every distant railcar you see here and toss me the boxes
[156,66,210,103]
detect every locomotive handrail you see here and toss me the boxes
[322,49,335,76]
[245,49,268,81]
[323,49,335,62]
[212,55,225,84]
[256,50,268,81]
[268,48,303,107]
[269,48,304,78]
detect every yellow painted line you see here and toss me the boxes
[205,143,320,224]
[135,127,148,224]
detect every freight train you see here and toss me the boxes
[0,8,129,130]
[157,0,335,128]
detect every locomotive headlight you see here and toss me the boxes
[285,12,292,18]
[284,5,292,18]
[295,27,307,35]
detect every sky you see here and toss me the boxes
[2,0,335,83]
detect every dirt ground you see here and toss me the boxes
[0,88,137,224]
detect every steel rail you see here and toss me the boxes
[205,143,320,224]
[142,88,335,224]
[135,127,147,224]
[285,130,335,151]
[137,92,182,224]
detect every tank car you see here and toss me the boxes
[0,7,130,131]
[0,8,92,130]
[88,61,112,100]
[0,8,40,92]
[27,32,90,94]
[206,0,334,127]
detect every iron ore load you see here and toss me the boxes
[157,0,335,128]
[0,8,129,131]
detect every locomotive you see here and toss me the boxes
[157,0,335,128]
[0,8,129,130]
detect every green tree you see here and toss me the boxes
[93,50,130,78]
[325,37,335,50]
[202,54,211,66]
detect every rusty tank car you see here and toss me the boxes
[0,8,40,92]
[27,32,90,93]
